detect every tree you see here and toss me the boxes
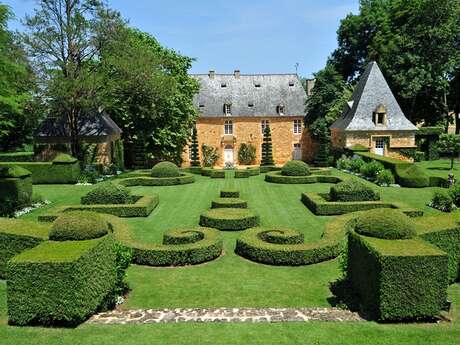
[261,126,274,166]
[189,126,200,166]
[330,0,460,125]
[100,27,199,165]
[0,4,36,151]
[238,143,256,165]
[201,144,219,167]
[22,0,121,159]
[437,134,460,169]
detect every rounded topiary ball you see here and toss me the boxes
[49,211,109,241]
[354,209,416,240]
[81,182,131,205]
[281,160,310,176]
[151,161,180,178]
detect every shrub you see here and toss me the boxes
[359,160,384,179]
[281,160,310,176]
[220,189,239,198]
[49,212,109,241]
[0,161,80,184]
[415,151,425,162]
[210,170,225,178]
[199,208,259,231]
[395,164,430,188]
[0,166,33,209]
[449,183,460,207]
[349,158,365,173]
[336,156,352,170]
[265,171,341,184]
[429,190,454,212]
[211,198,247,209]
[201,144,219,167]
[7,236,116,326]
[354,209,416,240]
[52,153,78,164]
[246,167,260,176]
[376,169,395,186]
[0,152,34,162]
[234,170,250,178]
[119,173,194,186]
[151,161,180,178]
[347,232,448,321]
[238,143,256,165]
[329,180,379,202]
[81,182,132,205]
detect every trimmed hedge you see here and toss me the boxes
[235,170,250,178]
[199,208,259,231]
[109,216,223,266]
[281,160,310,176]
[415,215,460,282]
[265,171,342,184]
[259,165,281,173]
[81,182,132,205]
[211,198,247,209]
[0,160,80,184]
[329,180,380,202]
[247,167,261,176]
[347,231,448,321]
[0,166,33,206]
[0,218,49,278]
[0,151,34,162]
[118,173,194,187]
[354,209,416,240]
[151,161,180,178]
[301,192,423,216]
[210,170,225,178]
[49,212,109,241]
[7,235,117,326]
[235,213,359,266]
[220,189,239,198]
[38,194,158,220]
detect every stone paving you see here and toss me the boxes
[87,307,364,324]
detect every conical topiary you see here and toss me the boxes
[190,126,200,166]
[261,126,274,166]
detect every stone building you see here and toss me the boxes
[183,70,311,166]
[330,61,417,159]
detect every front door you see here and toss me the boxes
[293,143,302,160]
[224,145,234,163]
[374,137,385,156]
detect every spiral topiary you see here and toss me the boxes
[49,211,109,241]
[281,160,310,176]
[354,209,416,240]
[81,182,132,205]
[151,161,180,178]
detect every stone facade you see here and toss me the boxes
[183,116,313,166]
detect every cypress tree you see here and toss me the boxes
[190,126,200,166]
[261,126,274,166]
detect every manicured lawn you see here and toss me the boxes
[2,169,457,344]
[417,159,460,180]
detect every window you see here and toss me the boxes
[223,104,232,116]
[373,104,386,125]
[199,103,205,108]
[224,120,233,135]
[277,105,285,116]
[248,102,254,108]
[293,119,302,134]
[254,82,261,88]
[221,83,227,88]
[289,81,295,87]
[261,119,270,134]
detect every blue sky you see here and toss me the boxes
[3,0,359,77]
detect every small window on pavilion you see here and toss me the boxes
[223,104,232,116]
[373,104,387,125]
[277,105,285,116]
[288,81,295,87]
[248,102,254,108]
[254,82,261,88]
[221,83,227,88]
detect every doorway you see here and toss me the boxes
[224,145,234,163]
[374,137,386,156]
[293,143,302,160]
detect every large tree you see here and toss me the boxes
[0,4,36,151]
[22,0,121,159]
[100,27,199,165]
[331,0,460,125]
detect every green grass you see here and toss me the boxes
[4,170,458,343]
[417,159,460,179]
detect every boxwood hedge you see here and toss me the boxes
[234,170,250,178]
[81,182,132,205]
[265,171,342,184]
[211,198,247,209]
[199,208,259,231]
[281,160,310,176]
[0,166,33,206]
[49,212,109,241]
[151,161,180,178]
[220,189,239,198]
[329,179,379,202]
[118,173,194,186]
[347,231,448,321]
[0,218,49,278]
[7,235,116,326]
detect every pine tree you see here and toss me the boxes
[190,126,200,166]
[261,126,274,166]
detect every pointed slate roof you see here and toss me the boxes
[330,61,417,131]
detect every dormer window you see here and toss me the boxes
[248,102,254,108]
[223,103,232,116]
[373,104,387,125]
[277,105,285,116]
[288,81,295,87]
[199,102,205,108]
[254,83,261,88]
[221,83,227,88]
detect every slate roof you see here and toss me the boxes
[192,73,307,117]
[35,113,122,144]
[330,61,417,131]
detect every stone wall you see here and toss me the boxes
[182,116,314,166]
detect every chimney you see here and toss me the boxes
[234,70,240,79]
[209,70,215,79]
[306,79,315,96]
